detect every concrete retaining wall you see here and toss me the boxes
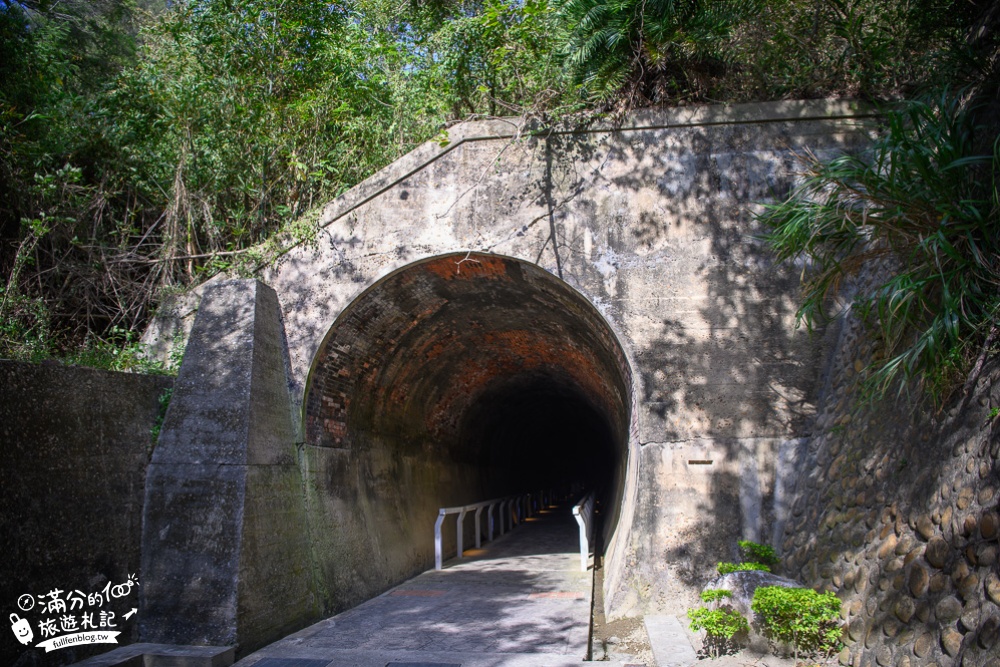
[0,361,173,667]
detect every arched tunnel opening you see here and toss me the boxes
[303,252,633,604]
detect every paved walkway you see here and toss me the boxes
[234,504,596,667]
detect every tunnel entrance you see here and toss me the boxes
[302,253,634,601]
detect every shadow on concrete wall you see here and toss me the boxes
[522,120,867,613]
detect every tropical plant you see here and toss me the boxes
[761,91,1000,401]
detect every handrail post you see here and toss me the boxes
[572,492,595,572]
[574,505,587,571]
[457,508,467,559]
[487,502,496,541]
[474,506,484,549]
[434,510,447,570]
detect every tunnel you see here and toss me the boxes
[302,252,634,605]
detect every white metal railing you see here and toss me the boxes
[434,490,550,570]
[572,491,596,571]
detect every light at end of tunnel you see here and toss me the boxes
[525,517,539,522]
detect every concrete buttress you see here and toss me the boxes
[139,279,317,654]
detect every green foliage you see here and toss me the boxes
[0,291,55,362]
[62,326,176,375]
[761,91,1000,402]
[150,386,174,444]
[1,0,576,360]
[700,588,733,603]
[553,0,756,103]
[687,605,748,657]
[423,0,574,116]
[551,0,989,107]
[687,606,748,637]
[2,0,998,360]
[738,540,779,568]
[717,561,770,575]
[106,0,401,272]
[729,0,981,101]
[751,586,842,658]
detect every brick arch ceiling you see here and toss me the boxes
[304,252,632,487]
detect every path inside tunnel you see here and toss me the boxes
[233,502,596,667]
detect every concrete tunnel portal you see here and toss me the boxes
[303,252,635,584]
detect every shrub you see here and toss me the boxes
[687,606,749,657]
[751,586,842,659]
[717,561,770,575]
[738,539,779,568]
[700,588,734,604]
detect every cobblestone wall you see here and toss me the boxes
[782,310,1000,667]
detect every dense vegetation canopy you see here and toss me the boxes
[1,0,997,388]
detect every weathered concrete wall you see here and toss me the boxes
[0,361,172,667]
[781,305,1000,666]
[139,280,317,655]
[145,101,877,621]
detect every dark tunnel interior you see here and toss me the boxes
[460,374,619,501]
[304,252,632,557]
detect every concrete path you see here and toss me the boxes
[234,504,602,667]
[643,616,697,667]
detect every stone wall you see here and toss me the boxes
[781,309,1000,666]
[0,361,173,667]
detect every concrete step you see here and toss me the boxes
[70,643,235,667]
[237,650,642,667]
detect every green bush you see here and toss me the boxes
[738,540,779,568]
[699,588,733,604]
[717,561,770,575]
[687,605,749,657]
[751,586,842,658]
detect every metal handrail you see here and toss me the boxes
[434,491,546,570]
[572,491,595,572]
